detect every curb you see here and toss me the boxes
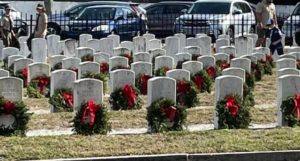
[31,150,300,161]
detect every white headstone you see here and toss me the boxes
[235,36,249,57]
[148,39,162,51]
[0,69,9,77]
[197,55,216,68]
[175,33,186,52]
[47,35,60,56]
[143,33,155,51]
[49,55,66,69]
[113,47,131,57]
[131,62,152,77]
[109,56,129,71]
[222,67,246,82]
[214,53,229,63]
[13,58,33,74]
[133,36,146,53]
[288,52,300,60]
[99,38,114,56]
[87,39,101,52]
[149,48,166,58]
[65,39,78,57]
[2,47,19,60]
[214,75,243,129]
[199,36,211,55]
[133,52,151,62]
[0,77,23,101]
[182,61,203,76]
[215,38,230,53]
[276,58,296,71]
[62,57,81,70]
[279,54,296,60]
[219,46,236,58]
[251,52,266,61]
[76,47,95,60]
[79,34,92,47]
[175,53,192,64]
[32,38,47,63]
[8,55,24,68]
[50,69,76,96]
[108,34,120,48]
[166,69,190,81]
[94,52,110,64]
[78,62,100,78]
[165,36,180,57]
[155,56,174,70]
[28,63,50,82]
[184,46,201,59]
[277,68,300,77]
[110,69,135,92]
[230,58,251,73]
[186,37,200,47]
[147,77,176,106]
[120,41,134,52]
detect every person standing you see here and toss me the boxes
[255,0,278,47]
[0,5,15,47]
[34,3,48,38]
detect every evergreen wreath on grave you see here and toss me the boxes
[81,54,94,62]
[176,59,189,69]
[216,94,251,129]
[245,72,255,89]
[51,62,62,71]
[205,65,221,80]
[243,83,255,107]
[100,62,109,75]
[72,99,111,135]
[258,59,273,75]
[120,52,133,65]
[280,94,300,127]
[147,97,186,132]
[14,67,28,87]
[266,54,275,68]
[216,60,230,71]
[251,62,264,81]
[154,67,171,76]
[176,80,198,108]
[0,96,31,136]
[109,84,142,110]
[49,88,73,112]
[27,75,50,98]
[135,73,152,95]
[110,65,130,72]
[82,72,108,93]
[191,70,212,93]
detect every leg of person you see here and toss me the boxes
[269,45,276,55]
[276,47,284,56]
[256,28,267,47]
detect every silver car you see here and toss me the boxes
[282,2,300,46]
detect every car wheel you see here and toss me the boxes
[227,27,234,43]
[47,23,61,35]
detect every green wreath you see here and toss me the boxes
[109,84,142,110]
[14,67,28,87]
[243,83,255,107]
[176,80,198,108]
[216,94,251,129]
[281,95,300,127]
[246,72,255,89]
[205,65,222,80]
[147,97,187,133]
[251,62,264,81]
[154,67,171,76]
[49,88,73,112]
[72,99,111,135]
[259,60,273,75]
[51,62,62,71]
[216,60,230,71]
[82,72,108,93]
[81,54,94,62]
[0,96,31,136]
[191,70,212,93]
[26,75,50,98]
[266,55,275,68]
[135,74,152,95]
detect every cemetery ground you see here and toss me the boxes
[1,68,297,160]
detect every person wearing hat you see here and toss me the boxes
[34,3,48,38]
[0,4,15,47]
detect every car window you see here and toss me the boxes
[77,7,116,20]
[293,5,300,15]
[232,2,243,14]
[188,2,230,14]
[68,5,88,16]
[122,8,137,19]
[240,3,252,13]
[147,5,164,15]
[165,5,189,14]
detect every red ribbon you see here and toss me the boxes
[22,67,28,79]
[81,99,99,126]
[177,80,190,94]
[140,74,151,95]
[225,96,239,117]
[192,75,204,91]
[37,76,49,94]
[293,95,300,120]
[206,66,216,78]
[161,106,177,122]
[3,100,15,114]
[122,84,137,107]
[266,55,273,63]
[63,92,73,108]
[100,62,109,74]
[163,67,170,73]
[221,63,230,70]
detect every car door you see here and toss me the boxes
[115,7,140,35]
[231,2,244,36]
[164,4,190,33]
[146,5,164,32]
[240,2,255,33]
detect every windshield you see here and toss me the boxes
[293,5,300,15]
[67,5,88,15]
[77,7,116,20]
[188,2,231,14]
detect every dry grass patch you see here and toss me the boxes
[254,70,277,105]
[23,97,50,110]
[251,107,277,124]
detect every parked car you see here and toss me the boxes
[174,0,256,42]
[144,1,193,38]
[48,1,146,35]
[282,2,300,46]
[59,5,146,40]
[0,2,28,37]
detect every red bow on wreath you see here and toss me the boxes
[161,106,177,122]
[81,99,99,126]
[164,67,170,73]
[22,67,28,79]
[100,62,109,74]
[266,55,273,63]
[140,74,151,95]
[177,80,190,94]
[63,92,73,108]
[37,76,49,94]
[3,100,15,114]
[225,96,239,117]
[221,63,230,70]
[206,66,216,78]
[122,84,137,107]
[192,75,203,90]
[293,94,300,120]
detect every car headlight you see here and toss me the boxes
[92,25,109,32]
